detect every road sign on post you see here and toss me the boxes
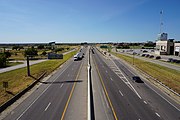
[3,81,8,91]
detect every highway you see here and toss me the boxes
[1,47,88,120]
[1,46,179,120]
[91,47,180,120]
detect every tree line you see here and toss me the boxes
[0,45,70,68]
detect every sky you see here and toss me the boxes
[0,0,180,43]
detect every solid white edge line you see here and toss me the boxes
[16,61,73,120]
[145,83,180,111]
[117,57,180,111]
[116,57,180,111]
[110,57,142,99]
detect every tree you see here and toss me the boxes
[66,47,70,50]
[0,53,7,68]
[41,51,47,56]
[144,41,155,47]
[12,46,19,50]
[38,45,45,49]
[24,48,38,57]
[19,46,24,50]
[12,46,24,50]
[4,51,11,58]
[55,48,64,53]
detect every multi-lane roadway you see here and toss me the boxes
[1,47,88,120]
[1,46,179,120]
[91,47,179,120]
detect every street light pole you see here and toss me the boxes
[133,45,135,65]
[133,52,134,65]
[27,55,30,76]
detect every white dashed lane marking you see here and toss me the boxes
[44,102,51,111]
[119,90,124,96]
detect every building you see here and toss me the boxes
[155,39,174,55]
[174,42,180,56]
[157,33,168,41]
[155,33,180,56]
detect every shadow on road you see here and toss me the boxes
[40,80,83,84]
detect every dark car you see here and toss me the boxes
[156,56,161,59]
[132,76,144,83]
[141,54,146,57]
[145,54,150,57]
[149,55,154,58]
[167,58,173,62]
[143,50,148,53]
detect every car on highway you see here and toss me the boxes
[74,53,82,61]
[132,76,144,83]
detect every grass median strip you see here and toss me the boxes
[0,51,77,106]
[111,52,180,94]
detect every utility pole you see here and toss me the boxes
[27,55,30,76]
[132,44,135,65]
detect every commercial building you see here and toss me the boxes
[155,33,180,56]
[174,42,180,56]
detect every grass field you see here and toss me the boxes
[6,62,24,67]
[129,45,142,49]
[0,50,77,105]
[7,45,78,60]
[111,52,180,94]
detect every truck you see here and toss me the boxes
[74,53,82,61]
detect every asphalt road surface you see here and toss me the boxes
[1,47,87,120]
[91,47,179,120]
[1,46,179,120]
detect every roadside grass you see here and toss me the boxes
[9,45,78,61]
[6,62,24,67]
[129,46,142,49]
[10,51,25,60]
[159,59,180,66]
[111,52,180,94]
[0,50,77,106]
